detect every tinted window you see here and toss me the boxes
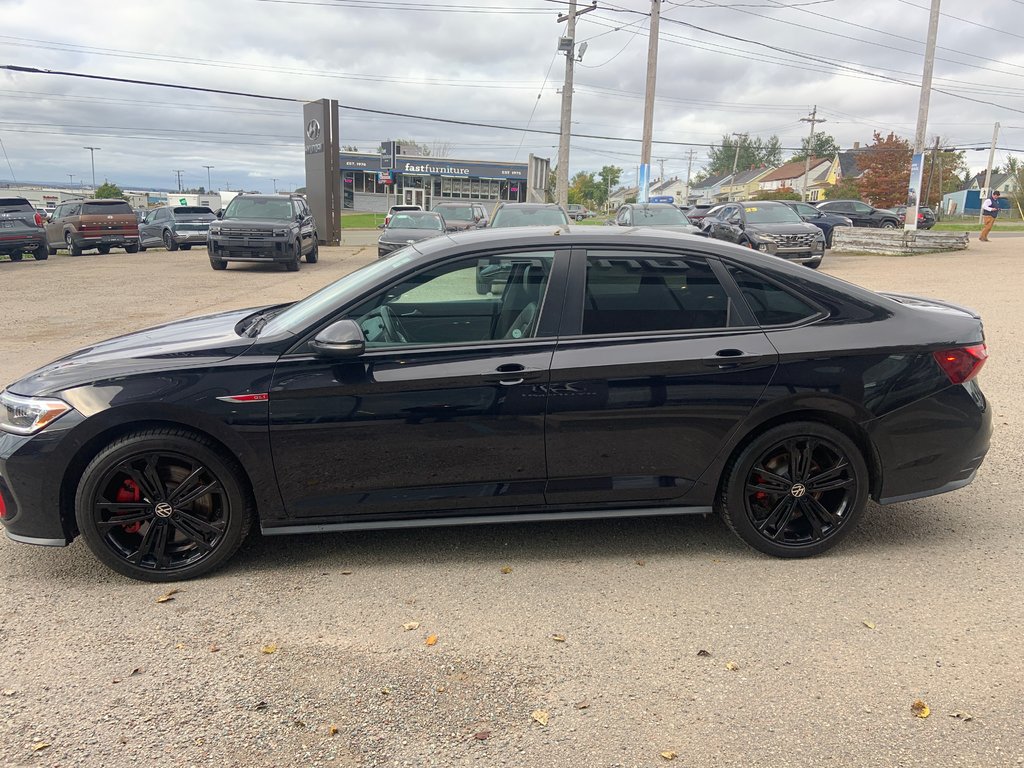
[491,207,568,227]
[793,203,819,217]
[728,266,818,326]
[64,203,82,217]
[434,205,474,221]
[743,204,802,224]
[631,206,689,226]
[226,197,291,220]
[173,206,213,215]
[83,201,132,214]
[583,253,730,334]
[851,202,873,213]
[0,198,32,210]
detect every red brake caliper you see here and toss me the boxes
[115,479,143,534]
[752,474,768,503]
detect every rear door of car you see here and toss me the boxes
[543,246,778,506]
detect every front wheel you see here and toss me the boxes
[285,241,301,271]
[35,243,49,261]
[163,231,179,251]
[65,232,81,256]
[74,429,252,582]
[305,240,318,263]
[97,245,111,255]
[718,422,869,558]
[880,221,897,229]
[8,251,22,262]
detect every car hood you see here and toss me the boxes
[747,222,822,235]
[7,307,259,397]
[380,228,444,243]
[215,218,291,228]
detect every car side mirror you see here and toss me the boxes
[310,319,365,358]
[377,223,385,229]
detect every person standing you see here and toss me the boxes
[979,190,1001,241]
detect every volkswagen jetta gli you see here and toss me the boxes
[0,227,991,581]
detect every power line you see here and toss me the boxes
[252,0,559,12]
[894,0,1024,41]
[0,135,17,184]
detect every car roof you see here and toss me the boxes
[495,203,563,209]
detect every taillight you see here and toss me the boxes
[933,344,987,384]
[0,490,7,519]
[33,213,43,227]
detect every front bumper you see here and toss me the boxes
[752,241,825,263]
[209,236,294,262]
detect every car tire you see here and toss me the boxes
[285,242,301,271]
[34,243,49,261]
[305,240,318,263]
[139,245,147,252]
[47,245,57,256]
[74,428,253,582]
[805,258,822,269]
[8,251,23,262]
[209,257,227,270]
[125,243,140,254]
[718,421,869,558]
[163,231,179,251]
[180,244,192,251]
[97,245,111,255]
[880,221,897,229]
[65,232,81,256]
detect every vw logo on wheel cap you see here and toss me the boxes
[305,119,321,141]
[789,483,807,498]
[154,502,174,518]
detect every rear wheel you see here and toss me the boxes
[125,243,140,254]
[65,232,81,256]
[34,243,49,261]
[181,244,192,251]
[8,251,22,262]
[97,245,111,255]
[718,422,868,558]
[74,429,252,582]
[805,258,822,270]
[305,240,318,263]
[880,220,897,229]
[163,231,179,251]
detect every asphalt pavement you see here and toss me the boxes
[0,237,1021,767]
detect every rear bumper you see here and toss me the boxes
[74,234,138,247]
[0,232,46,253]
[171,231,210,244]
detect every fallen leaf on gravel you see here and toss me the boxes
[130,667,143,676]
[340,570,353,575]
[402,621,420,631]
[551,634,566,642]
[661,751,678,760]
[949,711,973,722]
[380,688,390,696]
[531,709,549,726]
[329,725,339,736]
[636,560,646,566]
[174,643,185,650]
[500,566,513,574]
[112,678,121,684]
[575,701,590,710]
[1,689,15,696]
[697,649,711,657]
[260,643,278,655]
[425,634,438,647]
[293,719,306,729]
[473,730,491,740]
[725,661,740,671]
[30,743,49,752]
[156,589,180,603]
[862,620,876,630]
[911,700,930,718]
[209,644,220,653]
[253,701,268,711]
[194,737,204,746]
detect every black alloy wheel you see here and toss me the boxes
[8,251,23,262]
[163,231,179,251]
[97,245,111,255]
[34,242,49,260]
[75,429,251,581]
[305,240,319,263]
[66,232,81,256]
[719,422,868,558]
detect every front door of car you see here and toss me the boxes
[268,248,569,522]
[543,249,778,506]
[847,202,874,226]
[139,209,158,246]
[293,199,315,253]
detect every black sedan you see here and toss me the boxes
[610,203,702,234]
[377,210,446,258]
[701,201,826,268]
[0,227,990,581]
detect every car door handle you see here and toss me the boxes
[481,363,544,386]
[702,350,763,369]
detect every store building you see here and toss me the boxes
[340,151,534,212]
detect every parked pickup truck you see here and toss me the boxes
[0,196,48,262]
[44,199,140,255]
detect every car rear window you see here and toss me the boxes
[728,265,818,326]
[0,198,33,211]
[173,206,214,215]
[82,201,133,214]
[491,208,568,228]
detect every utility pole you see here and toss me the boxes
[798,107,825,202]
[730,133,745,201]
[979,122,1000,224]
[555,1,597,209]
[173,170,185,192]
[658,158,665,183]
[914,0,941,155]
[83,146,100,189]
[924,136,940,208]
[203,165,214,191]
[272,178,278,193]
[684,148,695,204]
[638,0,661,203]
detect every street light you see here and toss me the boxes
[83,147,100,188]
[272,178,278,193]
[202,165,214,191]
[67,173,75,188]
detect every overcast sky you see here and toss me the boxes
[0,0,1022,194]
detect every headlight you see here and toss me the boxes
[209,226,221,235]
[0,391,72,435]
[272,228,290,236]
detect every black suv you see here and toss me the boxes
[0,197,48,262]
[207,194,318,271]
[815,200,901,228]
[701,201,825,268]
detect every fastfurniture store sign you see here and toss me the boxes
[340,153,527,179]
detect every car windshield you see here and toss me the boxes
[632,206,689,225]
[260,248,423,336]
[744,205,802,224]
[225,198,292,220]
[435,205,474,221]
[491,207,568,227]
[389,214,443,230]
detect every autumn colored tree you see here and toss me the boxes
[856,132,912,208]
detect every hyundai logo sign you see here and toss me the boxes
[306,119,321,141]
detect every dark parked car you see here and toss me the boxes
[683,204,715,225]
[384,204,421,227]
[566,204,594,221]
[377,210,446,258]
[207,193,317,271]
[611,203,701,234]
[779,201,854,248]
[44,199,139,256]
[0,197,48,262]
[489,203,569,228]
[431,202,488,231]
[701,201,826,267]
[0,227,991,581]
[816,200,901,228]
[139,205,218,252]
[894,206,937,230]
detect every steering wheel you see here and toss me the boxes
[378,305,408,344]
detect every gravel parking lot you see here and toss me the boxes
[1,237,1022,767]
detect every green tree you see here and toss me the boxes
[706,134,783,178]
[856,131,912,208]
[1004,155,1024,217]
[753,187,801,201]
[569,171,602,206]
[596,165,623,205]
[824,177,861,200]
[94,182,127,200]
[790,133,839,163]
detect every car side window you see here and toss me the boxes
[65,203,81,217]
[724,206,741,223]
[345,252,555,348]
[852,202,872,213]
[582,252,732,335]
[728,265,818,326]
[795,204,818,217]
